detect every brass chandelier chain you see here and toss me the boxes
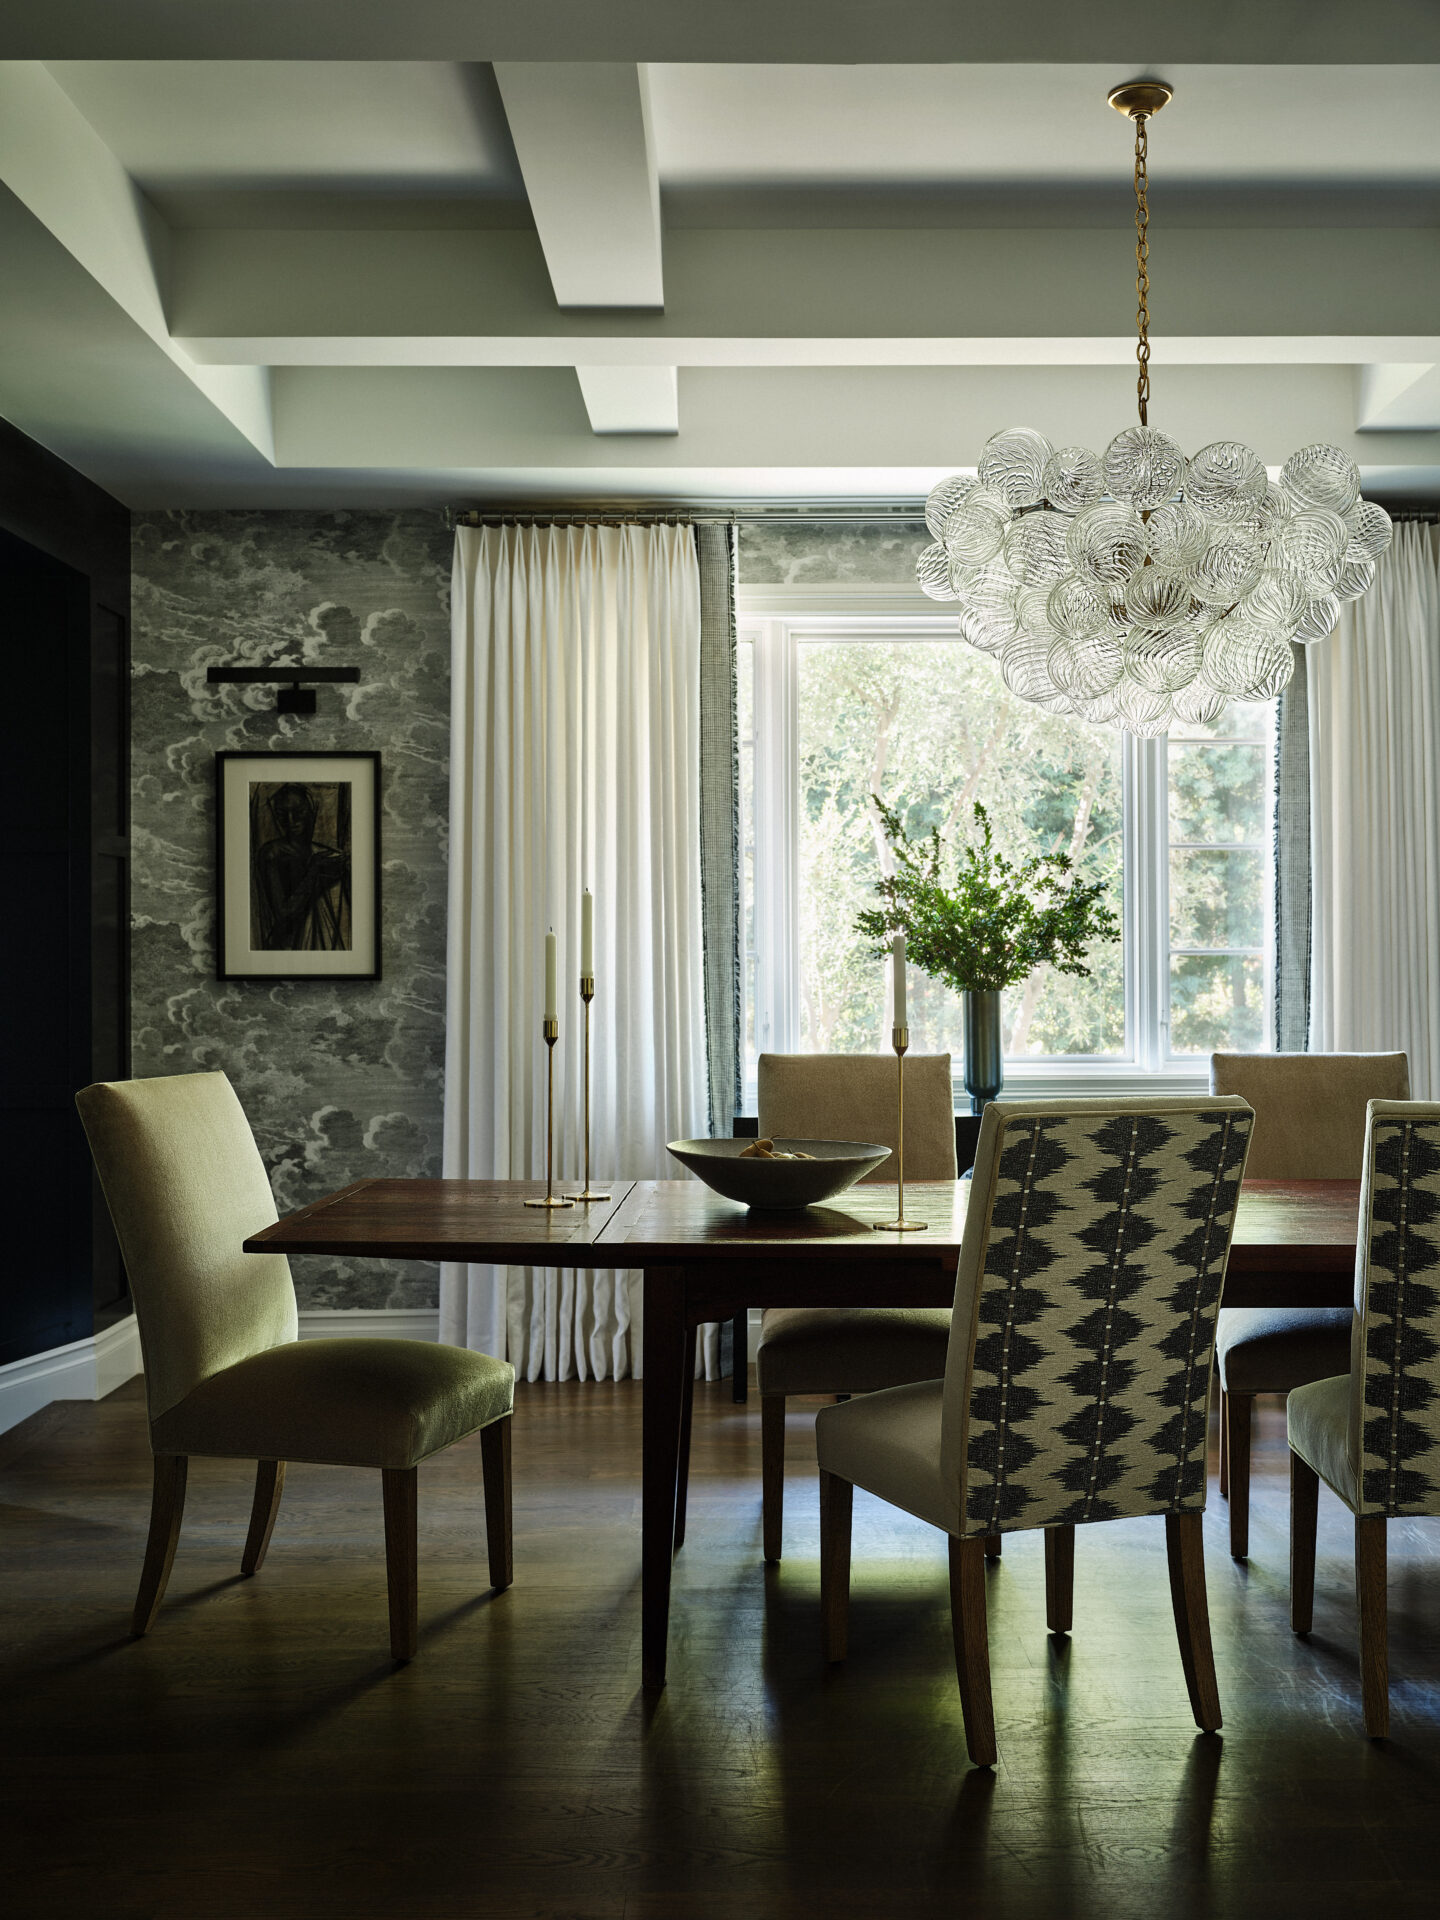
[1133,110,1152,426]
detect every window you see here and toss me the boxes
[738,606,1275,1105]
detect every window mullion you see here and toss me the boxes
[752,619,799,1055]
[1126,731,1169,1072]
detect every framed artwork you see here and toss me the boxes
[215,751,381,980]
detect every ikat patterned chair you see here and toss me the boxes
[1288,1100,1440,1738]
[815,1096,1254,1767]
[1211,1051,1409,1559]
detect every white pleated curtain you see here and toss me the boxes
[1308,520,1440,1096]
[442,523,713,1378]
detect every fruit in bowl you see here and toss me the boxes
[666,1137,890,1210]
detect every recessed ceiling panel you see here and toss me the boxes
[45,60,524,196]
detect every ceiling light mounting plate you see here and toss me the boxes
[1107,80,1173,120]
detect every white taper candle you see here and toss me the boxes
[545,928,557,1020]
[892,933,906,1028]
[581,889,594,977]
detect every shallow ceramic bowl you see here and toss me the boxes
[666,1137,891,1211]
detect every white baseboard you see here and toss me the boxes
[0,1308,441,1438]
[0,1313,144,1437]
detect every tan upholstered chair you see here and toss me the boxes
[816,1096,1255,1766]
[754,1052,957,1562]
[1211,1051,1409,1558]
[1288,1101,1440,1737]
[76,1072,515,1660]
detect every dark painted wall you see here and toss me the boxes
[0,417,130,1367]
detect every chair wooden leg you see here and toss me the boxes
[381,1466,419,1662]
[1218,1387,1229,1498]
[731,1310,749,1403]
[1356,1515,1389,1739]
[1226,1392,1253,1559]
[983,1533,1002,1560]
[761,1393,786,1563]
[132,1453,188,1637]
[1044,1523,1074,1634]
[674,1328,698,1550]
[1290,1450,1319,1635]
[480,1418,513,1592]
[1165,1510,1222,1732]
[949,1536,997,1767]
[819,1469,853,1663]
[241,1459,285,1575]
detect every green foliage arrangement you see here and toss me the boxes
[856,797,1121,995]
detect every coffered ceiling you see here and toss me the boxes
[1,2,1438,507]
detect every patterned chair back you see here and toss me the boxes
[1349,1100,1440,1516]
[941,1098,1254,1537]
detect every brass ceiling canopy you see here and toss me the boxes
[1106,80,1174,121]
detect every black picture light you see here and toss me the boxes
[205,665,360,715]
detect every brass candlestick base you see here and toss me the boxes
[574,976,610,1202]
[525,1018,574,1208]
[875,1025,928,1233]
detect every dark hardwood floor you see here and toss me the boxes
[4,1374,1440,1919]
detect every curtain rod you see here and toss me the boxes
[449,505,927,530]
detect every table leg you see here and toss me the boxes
[642,1265,688,1691]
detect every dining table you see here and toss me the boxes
[246,1173,1361,1689]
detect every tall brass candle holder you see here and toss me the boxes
[524,1017,574,1209]
[874,1025,927,1233]
[574,975,610,1202]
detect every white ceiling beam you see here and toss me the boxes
[0,61,273,457]
[493,62,662,309]
[270,362,1440,481]
[171,226,1440,366]
[8,2,1440,63]
[575,366,678,433]
[1359,362,1440,430]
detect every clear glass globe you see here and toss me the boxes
[1126,626,1204,694]
[1293,593,1341,646]
[1066,500,1147,587]
[958,603,1020,655]
[1046,573,1110,641]
[1066,631,1126,697]
[1240,568,1309,634]
[1123,568,1193,630]
[916,541,959,600]
[1192,523,1264,608]
[943,487,1012,566]
[1201,619,1294,699]
[1001,632,1064,704]
[963,558,1024,615]
[1334,557,1377,604]
[1343,499,1394,565]
[1002,510,1071,589]
[1185,441,1267,513]
[1145,500,1209,571]
[1274,508,1348,594]
[1075,685,1125,726]
[1115,677,1173,733]
[1280,443,1361,514]
[924,474,979,542]
[1104,426,1188,510]
[978,427,1054,510]
[1171,679,1229,727]
[1041,445,1105,515]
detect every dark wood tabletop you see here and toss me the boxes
[247,1174,1361,1308]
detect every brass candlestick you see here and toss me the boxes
[875,1025,927,1233]
[524,1017,574,1209]
[574,976,610,1201]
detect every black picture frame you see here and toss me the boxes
[215,750,382,981]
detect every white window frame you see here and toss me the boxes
[737,583,1274,1111]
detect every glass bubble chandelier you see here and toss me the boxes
[916,81,1394,734]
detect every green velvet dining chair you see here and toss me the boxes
[1211,1051,1409,1558]
[1288,1099,1440,1738]
[76,1071,515,1660]
[815,1095,1255,1767]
